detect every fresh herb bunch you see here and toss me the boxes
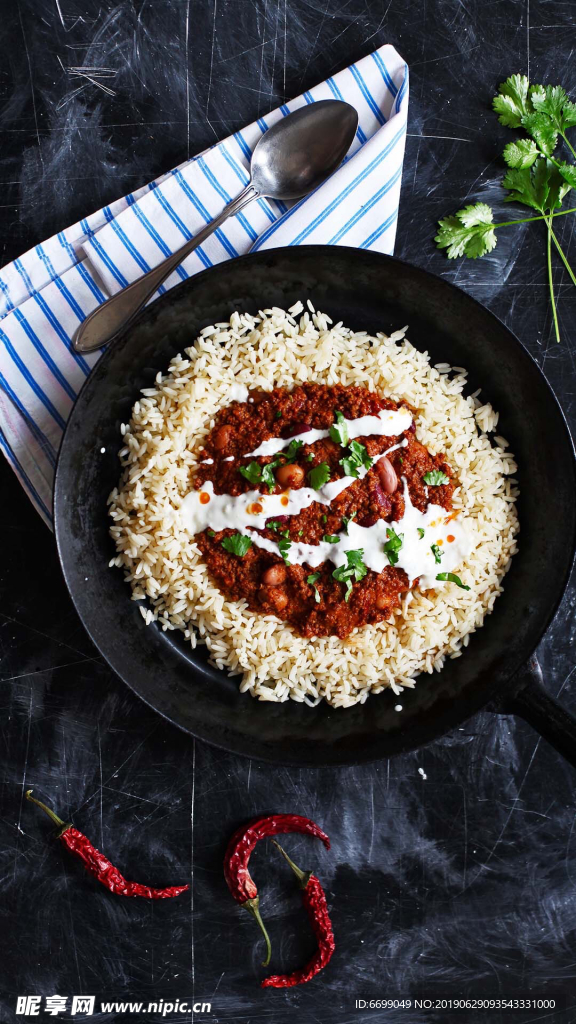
[436,74,576,343]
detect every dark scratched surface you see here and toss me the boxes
[2,2,576,1022]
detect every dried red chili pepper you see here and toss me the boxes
[261,840,335,988]
[224,814,330,966]
[26,790,189,900]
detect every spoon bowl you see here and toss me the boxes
[251,100,358,200]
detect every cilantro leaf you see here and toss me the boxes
[332,549,367,602]
[307,572,321,603]
[306,452,314,462]
[502,165,545,211]
[503,138,539,169]
[521,112,558,156]
[329,410,349,447]
[261,458,281,492]
[435,204,497,259]
[278,538,291,565]
[342,511,357,533]
[239,461,262,485]
[436,572,470,591]
[284,439,304,463]
[417,528,425,539]
[308,462,331,489]
[322,534,340,544]
[383,527,403,567]
[340,440,373,478]
[558,161,576,189]
[530,83,576,132]
[423,469,449,486]
[493,74,532,128]
[431,543,443,564]
[221,533,252,557]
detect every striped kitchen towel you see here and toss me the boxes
[0,44,408,528]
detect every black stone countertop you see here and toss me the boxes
[1,3,576,1023]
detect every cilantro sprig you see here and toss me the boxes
[431,543,443,564]
[307,572,322,603]
[436,74,576,343]
[436,572,470,591]
[340,440,372,479]
[423,469,449,486]
[383,527,403,566]
[332,549,367,602]
[329,410,349,447]
[221,533,252,557]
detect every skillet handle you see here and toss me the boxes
[491,655,576,769]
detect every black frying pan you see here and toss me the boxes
[54,246,576,767]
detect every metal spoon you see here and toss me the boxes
[73,100,358,353]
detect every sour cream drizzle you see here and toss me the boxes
[244,407,413,458]
[181,442,407,534]
[180,455,472,590]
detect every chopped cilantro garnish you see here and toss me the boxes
[423,469,450,486]
[431,543,443,564]
[329,410,349,447]
[436,572,470,591]
[417,528,425,539]
[308,462,331,490]
[275,410,282,419]
[322,534,340,544]
[298,529,304,537]
[207,529,216,538]
[278,538,291,565]
[261,457,281,492]
[239,461,262,485]
[340,440,372,479]
[284,439,303,463]
[307,572,321,603]
[383,527,403,567]
[221,533,252,557]
[332,549,367,602]
[267,520,281,532]
[342,511,357,533]
[306,452,314,462]
[321,514,328,524]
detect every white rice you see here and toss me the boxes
[107,305,519,708]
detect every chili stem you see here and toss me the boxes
[271,840,312,890]
[243,897,272,967]
[546,218,561,344]
[26,789,67,828]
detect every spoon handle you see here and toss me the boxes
[73,183,259,354]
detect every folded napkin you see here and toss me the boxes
[0,44,408,528]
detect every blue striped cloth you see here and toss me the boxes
[0,44,408,528]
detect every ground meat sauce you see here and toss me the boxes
[193,383,454,639]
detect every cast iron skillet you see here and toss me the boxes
[54,246,576,767]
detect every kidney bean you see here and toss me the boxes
[371,481,389,510]
[358,512,379,528]
[214,425,233,450]
[289,422,312,436]
[375,457,398,494]
[276,464,305,488]
[270,589,289,612]
[407,421,416,433]
[262,564,287,586]
[266,515,288,528]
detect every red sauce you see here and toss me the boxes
[194,383,454,638]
